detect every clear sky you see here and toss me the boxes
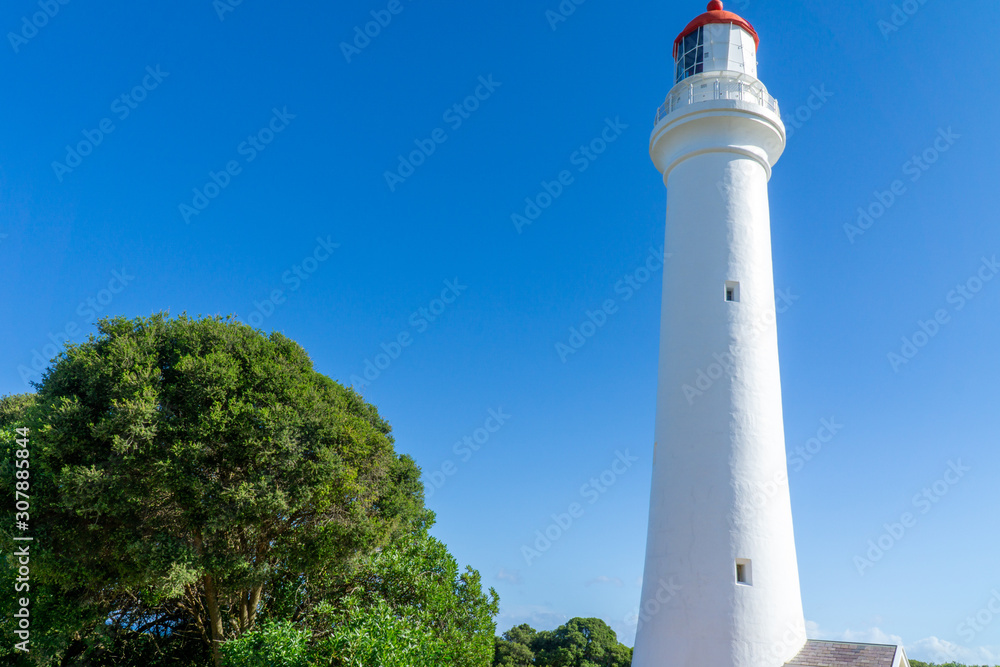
[2,0,998,662]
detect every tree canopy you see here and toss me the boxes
[494,618,633,667]
[0,314,497,666]
[222,528,498,667]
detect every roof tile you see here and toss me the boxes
[785,641,898,667]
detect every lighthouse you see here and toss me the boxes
[632,5,913,667]
[633,3,803,666]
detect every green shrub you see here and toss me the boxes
[220,620,312,667]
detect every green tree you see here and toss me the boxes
[494,618,632,667]
[0,392,35,425]
[15,314,429,666]
[494,624,537,666]
[219,619,312,667]
[220,523,499,667]
[319,529,499,667]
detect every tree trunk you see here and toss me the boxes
[247,584,263,630]
[203,573,224,667]
[195,533,224,667]
[239,597,249,633]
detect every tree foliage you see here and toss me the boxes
[494,624,538,667]
[494,618,633,667]
[2,314,491,666]
[219,619,312,667]
[220,527,500,666]
[321,529,499,666]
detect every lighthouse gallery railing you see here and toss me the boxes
[654,73,780,125]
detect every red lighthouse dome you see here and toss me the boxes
[673,1,760,58]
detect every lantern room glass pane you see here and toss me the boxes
[683,31,699,54]
[675,27,704,84]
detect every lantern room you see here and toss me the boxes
[673,1,760,83]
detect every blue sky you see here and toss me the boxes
[2,0,999,661]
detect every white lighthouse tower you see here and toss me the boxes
[634,3,806,667]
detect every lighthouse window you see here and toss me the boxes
[725,281,740,302]
[675,27,705,83]
[736,559,752,585]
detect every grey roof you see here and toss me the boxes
[785,640,900,667]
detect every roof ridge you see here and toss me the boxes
[804,639,901,648]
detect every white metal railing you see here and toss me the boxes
[654,73,779,126]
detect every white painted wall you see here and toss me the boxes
[702,24,758,79]
[634,39,805,667]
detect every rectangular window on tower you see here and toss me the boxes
[725,281,740,303]
[735,559,752,585]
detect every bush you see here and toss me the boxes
[220,620,312,667]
